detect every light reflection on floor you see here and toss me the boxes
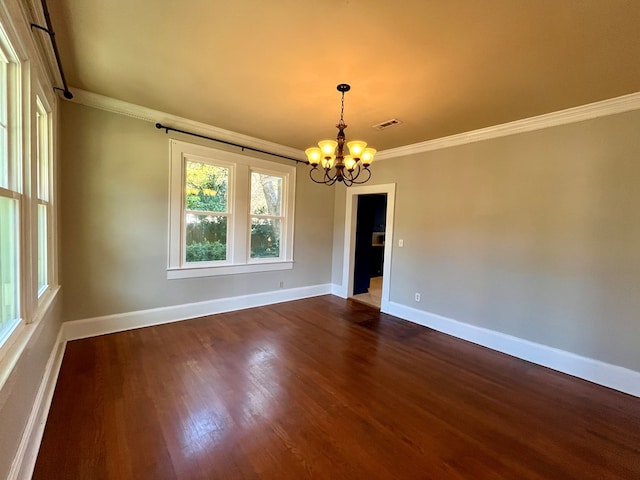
[181,405,229,458]
[180,341,282,459]
[239,343,282,426]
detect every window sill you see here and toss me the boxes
[0,285,61,391]
[167,261,294,279]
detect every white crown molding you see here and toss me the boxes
[376,91,640,160]
[67,86,640,163]
[67,88,306,161]
[384,301,640,398]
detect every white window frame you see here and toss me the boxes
[34,92,53,298]
[0,22,24,358]
[182,154,235,266]
[168,140,295,279]
[248,166,288,263]
[0,0,60,390]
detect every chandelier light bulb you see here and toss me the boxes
[361,148,376,166]
[318,140,338,157]
[347,140,367,158]
[305,147,322,166]
[321,155,336,169]
[344,155,357,171]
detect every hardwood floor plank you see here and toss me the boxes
[33,296,640,479]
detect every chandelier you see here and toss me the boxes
[305,84,376,186]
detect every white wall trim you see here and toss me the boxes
[385,301,640,398]
[67,88,306,162]
[67,87,640,164]
[64,284,332,341]
[8,327,66,480]
[376,91,640,160]
[0,287,61,393]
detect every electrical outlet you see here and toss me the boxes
[279,281,284,289]
[415,293,421,302]
[399,239,404,247]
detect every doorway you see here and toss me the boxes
[341,183,395,312]
[351,194,387,308]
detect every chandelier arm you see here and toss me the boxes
[353,168,371,184]
[308,167,328,184]
[309,167,339,185]
[321,170,339,186]
[343,164,362,181]
[325,169,339,186]
[348,167,372,185]
[342,164,373,185]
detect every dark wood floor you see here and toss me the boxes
[34,295,640,479]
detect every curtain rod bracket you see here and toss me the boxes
[30,23,52,35]
[54,87,74,99]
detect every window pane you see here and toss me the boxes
[0,196,19,341]
[250,217,281,258]
[185,161,228,213]
[0,125,6,189]
[251,172,282,216]
[185,213,227,262]
[0,59,6,189]
[38,203,47,293]
[36,106,49,201]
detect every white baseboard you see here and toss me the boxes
[385,302,640,398]
[330,283,344,297]
[8,328,67,480]
[64,284,332,341]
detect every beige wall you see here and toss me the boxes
[55,100,640,370]
[0,295,63,479]
[333,109,640,372]
[60,101,335,321]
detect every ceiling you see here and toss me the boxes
[45,0,640,152]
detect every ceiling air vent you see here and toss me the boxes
[372,118,402,130]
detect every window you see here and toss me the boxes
[250,171,284,259]
[168,140,295,279]
[0,39,20,346]
[0,18,59,358]
[185,160,231,263]
[35,96,52,295]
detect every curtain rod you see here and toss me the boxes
[31,0,73,99]
[155,123,307,165]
